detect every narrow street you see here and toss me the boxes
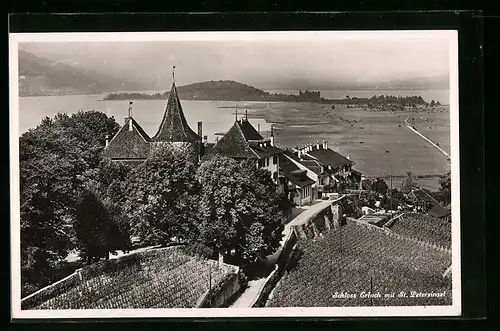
[229,278,267,308]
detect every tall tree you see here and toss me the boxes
[123,144,200,246]
[196,155,287,265]
[19,110,120,295]
[73,189,126,264]
[438,171,451,205]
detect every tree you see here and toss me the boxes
[196,155,287,265]
[73,189,127,264]
[123,144,200,246]
[400,171,419,194]
[20,126,87,295]
[415,196,433,213]
[438,171,451,205]
[371,178,389,196]
[19,110,120,295]
[381,188,406,211]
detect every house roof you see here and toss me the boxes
[206,120,260,159]
[239,118,264,141]
[267,219,452,308]
[21,247,239,310]
[388,212,451,249]
[206,119,282,161]
[283,150,322,174]
[249,141,283,158]
[102,117,151,159]
[409,189,450,218]
[306,147,354,168]
[152,82,200,143]
[279,154,315,188]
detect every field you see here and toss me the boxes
[249,102,450,191]
[25,247,237,309]
[266,220,452,307]
[388,213,451,249]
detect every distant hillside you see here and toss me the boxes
[18,50,141,97]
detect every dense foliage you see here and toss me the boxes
[267,221,452,307]
[196,155,288,265]
[19,110,122,296]
[438,171,451,206]
[122,145,201,246]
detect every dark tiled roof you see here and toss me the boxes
[152,82,200,143]
[307,147,354,168]
[239,118,264,141]
[410,189,450,218]
[102,117,151,159]
[22,247,239,309]
[208,121,259,159]
[249,142,283,158]
[279,154,315,188]
[283,150,322,174]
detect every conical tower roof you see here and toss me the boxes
[152,82,200,142]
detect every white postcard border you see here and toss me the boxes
[9,30,461,319]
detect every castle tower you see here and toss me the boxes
[151,67,201,162]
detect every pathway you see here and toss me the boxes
[230,278,267,308]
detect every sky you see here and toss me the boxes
[17,32,452,90]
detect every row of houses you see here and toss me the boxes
[103,78,361,208]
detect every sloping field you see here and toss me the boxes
[267,220,451,307]
[23,247,238,309]
[388,213,451,249]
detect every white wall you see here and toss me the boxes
[257,154,280,183]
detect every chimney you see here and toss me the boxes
[128,101,133,131]
[316,141,320,150]
[324,140,328,149]
[105,134,110,147]
[258,124,260,133]
[197,121,203,138]
[347,154,351,160]
[270,124,275,147]
[203,135,208,146]
[298,149,302,158]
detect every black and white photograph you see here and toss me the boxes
[9,30,460,318]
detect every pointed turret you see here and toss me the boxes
[152,81,200,143]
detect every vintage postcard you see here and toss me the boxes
[9,30,460,319]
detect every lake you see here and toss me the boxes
[18,93,451,191]
[18,94,273,140]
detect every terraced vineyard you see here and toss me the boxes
[32,247,237,309]
[267,221,452,307]
[389,213,451,249]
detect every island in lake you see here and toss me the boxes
[103,80,444,111]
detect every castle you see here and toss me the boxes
[102,73,203,165]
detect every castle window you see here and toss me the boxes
[273,155,278,165]
[266,157,269,167]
